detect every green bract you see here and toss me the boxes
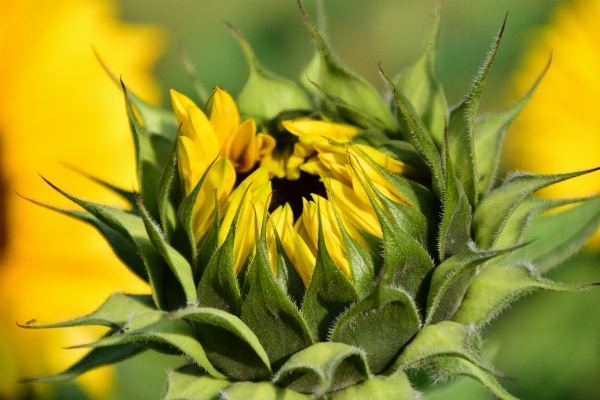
[21,2,599,399]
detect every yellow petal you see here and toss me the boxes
[210,86,240,144]
[220,166,270,245]
[178,136,205,195]
[283,119,360,141]
[192,158,236,240]
[225,118,257,173]
[170,89,196,135]
[255,133,276,159]
[188,104,220,163]
[325,178,382,239]
[286,154,305,180]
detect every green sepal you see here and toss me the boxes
[329,195,380,296]
[137,196,197,305]
[352,143,437,220]
[18,293,154,330]
[273,342,371,396]
[474,56,551,199]
[223,382,311,400]
[390,321,497,377]
[122,82,174,223]
[94,50,178,138]
[178,46,211,105]
[230,24,311,122]
[195,194,221,282]
[502,194,600,272]
[156,129,181,243]
[330,373,419,400]
[447,16,506,207]
[59,163,138,212]
[473,168,599,250]
[23,343,144,384]
[271,220,306,306]
[178,155,219,279]
[494,196,589,250]
[395,0,447,149]
[18,196,147,283]
[298,0,328,96]
[299,2,397,133]
[240,215,313,369]
[302,214,359,342]
[426,247,518,325]
[330,281,421,374]
[310,78,391,131]
[83,311,226,379]
[381,67,443,197]
[197,192,244,315]
[438,136,472,261]
[40,177,169,310]
[350,162,433,299]
[162,364,230,400]
[174,307,272,381]
[430,357,517,400]
[452,264,598,327]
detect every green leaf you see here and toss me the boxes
[24,344,144,384]
[302,216,359,342]
[240,219,313,369]
[299,2,397,133]
[94,49,178,138]
[447,17,507,207]
[230,24,311,122]
[41,177,169,310]
[452,264,598,327]
[395,0,447,149]
[174,307,272,381]
[474,56,551,199]
[330,282,421,374]
[330,373,419,400]
[438,138,472,261]
[472,168,599,250]
[122,81,174,223]
[430,357,517,400]
[162,364,230,400]
[381,67,444,197]
[18,196,147,282]
[426,247,517,325]
[196,200,243,315]
[85,311,226,379]
[390,321,496,376]
[222,382,311,400]
[19,293,154,330]
[156,130,181,243]
[501,195,600,273]
[350,162,433,299]
[137,196,197,305]
[273,342,371,396]
[494,196,588,250]
[298,0,327,96]
[376,140,432,179]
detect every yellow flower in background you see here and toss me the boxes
[0,0,165,398]
[504,0,600,247]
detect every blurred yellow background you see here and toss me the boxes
[0,0,598,399]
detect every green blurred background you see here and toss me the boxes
[9,0,600,398]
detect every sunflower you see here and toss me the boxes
[504,0,600,247]
[16,1,600,399]
[0,0,165,398]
